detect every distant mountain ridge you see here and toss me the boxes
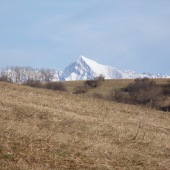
[1,56,169,82]
[53,56,170,81]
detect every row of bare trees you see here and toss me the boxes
[0,66,56,83]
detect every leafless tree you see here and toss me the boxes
[0,66,56,83]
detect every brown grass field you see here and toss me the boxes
[0,80,170,169]
[63,78,170,97]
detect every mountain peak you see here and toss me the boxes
[78,55,85,60]
[77,55,92,63]
[54,56,170,81]
[77,56,102,68]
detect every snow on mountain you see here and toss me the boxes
[53,56,170,81]
[1,56,169,82]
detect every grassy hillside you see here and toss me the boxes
[63,79,134,96]
[62,78,170,96]
[0,81,170,169]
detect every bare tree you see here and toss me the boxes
[0,66,56,83]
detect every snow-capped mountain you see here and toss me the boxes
[53,56,170,81]
[1,56,169,82]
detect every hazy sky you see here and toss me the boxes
[0,0,170,75]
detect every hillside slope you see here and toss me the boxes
[0,82,170,169]
[62,78,170,98]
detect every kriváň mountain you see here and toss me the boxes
[53,56,170,81]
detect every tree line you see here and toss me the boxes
[0,66,56,83]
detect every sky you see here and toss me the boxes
[0,0,170,75]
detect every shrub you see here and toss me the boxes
[110,88,130,103]
[0,75,13,83]
[92,93,104,99]
[115,92,130,103]
[52,82,67,92]
[84,80,99,88]
[163,88,170,96]
[44,82,53,89]
[125,78,164,106]
[23,79,43,88]
[94,74,105,81]
[109,78,166,109]
[84,74,105,88]
[73,86,89,94]
[44,82,68,92]
[162,82,170,96]
[160,105,170,112]
[24,80,68,92]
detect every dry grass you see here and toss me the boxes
[63,78,170,109]
[63,79,134,96]
[63,78,170,96]
[0,81,170,169]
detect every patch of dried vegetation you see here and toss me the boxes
[0,82,170,169]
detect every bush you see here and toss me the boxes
[84,80,100,88]
[109,78,166,109]
[160,105,170,112]
[44,82,53,89]
[125,78,164,106]
[110,88,130,103]
[44,82,68,92]
[92,93,104,99]
[84,74,105,88]
[163,88,170,96]
[73,86,89,94]
[94,74,105,81]
[0,75,13,83]
[23,79,43,88]
[161,82,170,96]
[23,80,68,92]
[115,92,130,103]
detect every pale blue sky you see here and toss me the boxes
[0,0,170,75]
